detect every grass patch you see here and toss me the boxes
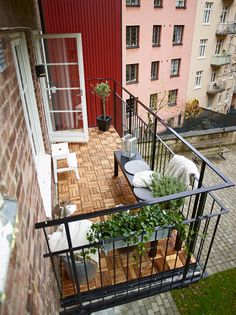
[172,268,236,315]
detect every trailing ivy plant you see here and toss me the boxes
[87,175,188,254]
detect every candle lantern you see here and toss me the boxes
[121,134,137,159]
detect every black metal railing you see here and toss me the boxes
[35,78,234,315]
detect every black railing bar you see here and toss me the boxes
[64,222,83,309]
[42,227,63,296]
[97,244,104,297]
[81,249,92,302]
[170,246,180,289]
[154,133,175,156]
[66,252,77,295]
[36,183,231,229]
[112,241,116,289]
[160,228,171,288]
[89,78,233,184]
[148,231,159,293]
[202,213,222,275]
[126,242,130,297]
[137,232,144,295]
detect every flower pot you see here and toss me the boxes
[102,227,169,252]
[61,256,97,284]
[96,115,112,131]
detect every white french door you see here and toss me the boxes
[35,33,88,142]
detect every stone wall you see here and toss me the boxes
[0,31,59,315]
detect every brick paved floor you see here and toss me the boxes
[58,129,236,315]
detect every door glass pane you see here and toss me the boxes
[50,111,84,131]
[42,38,78,63]
[46,65,80,88]
[48,89,82,111]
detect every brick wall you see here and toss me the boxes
[0,31,59,315]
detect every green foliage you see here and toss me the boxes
[93,81,111,117]
[87,174,188,254]
[149,174,186,211]
[172,268,236,315]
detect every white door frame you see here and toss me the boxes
[34,33,88,142]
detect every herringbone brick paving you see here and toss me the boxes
[58,128,236,315]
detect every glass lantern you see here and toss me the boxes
[121,134,138,159]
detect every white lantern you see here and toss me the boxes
[121,134,138,159]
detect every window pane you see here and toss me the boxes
[152,26,161,46]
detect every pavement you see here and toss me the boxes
[92,146,236,315]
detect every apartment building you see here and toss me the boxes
[187,0,236,114]
[123,0,197,126]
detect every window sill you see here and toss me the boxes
[36,154,52,218]
[151,77,159,81]
[126,81,139,85]
[194,86,201,90]
[168,103,177,107]
[152,44,161,47]
[197,56,206,60]
[176,6,186,9]
[170,74,180,78]
[126,45,140,49]
[154,6,163,8]
[173,43,183,46]
[126,4,140,7]
[202,23,210,26]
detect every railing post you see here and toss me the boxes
[129,95,133,134]
[151,117,158,171]
[113,80,117,130]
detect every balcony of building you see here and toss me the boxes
[35,79,234,315]
[206,80,227,94]
[216,22,236,35]
[211,54,231,66]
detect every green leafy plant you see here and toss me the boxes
[87,175,188,254]
[93,81,111,117]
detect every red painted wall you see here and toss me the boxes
[40,0,122,127]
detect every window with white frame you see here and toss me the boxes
[154,0,162,8]
[126,64,139,83]
[126,0,140,6]
[207,95,213,108]
[168,89,178,106]
[194,71,203,88]
[152,25,161,46]
[126,26,139,47]
[220,5,229,23]
[151,61,159,80]
[225,88,230,101]
[176,0,186,8]
[198,39,207,57]
[215,39,223,55]
[211,70,217,82]
[173,25,184,45]
[170,58,181,76]
[150,93,158,110]
[203,2,213,24]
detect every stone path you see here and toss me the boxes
[92,147,236,315]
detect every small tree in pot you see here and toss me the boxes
[93,81,112,131]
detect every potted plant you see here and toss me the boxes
[87,175,188,254]
[93,81,112,131]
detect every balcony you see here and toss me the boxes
[35,79,233,315]
[216,22,236,35]
[211,54,231,66]
[206,80,227,94]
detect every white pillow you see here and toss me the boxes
[132,171,155,188]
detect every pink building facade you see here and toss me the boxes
[122,0,197,126]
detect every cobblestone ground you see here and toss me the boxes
[92,147,236,315]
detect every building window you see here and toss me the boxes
[126,26,139,48]
[176,0,186,8]
[168,89,178,106]
[170,58,181,77]
[173,26,184,45]
[203,2,213,24]
[218,93,222,104]
[198,39,207,57]
[207,95,213,108]
[215,39,223,55]
[150,93,158,110]
[194,71,203,88]
[167,117,174,127]
[126,64,139,83]
[152,25,161,46]
[225,89,230,101]
[220,5,229,23]
[126,97,137,115]
[211,70,217,82]
[126,0,140,6]
[151,61,159,80]
[154,0,163,7]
